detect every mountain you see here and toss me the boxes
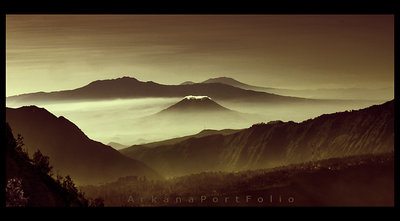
[201,77,272,92]
[133,96,263,143]
[6,106,162,185]
[5,123,82,206]
[136,129,240,148]
[158,95,232,113]
[120,129,240,157]
[107,142,128,150]
[200,77,393,101]
[180,81,195,85]
[120,100,394,177]
[6,76,310,104]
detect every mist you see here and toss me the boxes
[6,97,386,149]
[217,99,383,122]
[6,98,180,146]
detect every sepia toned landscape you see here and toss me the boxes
[5,14,394,207]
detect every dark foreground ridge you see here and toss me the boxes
[6,106,162,185]
[5,123,87,206]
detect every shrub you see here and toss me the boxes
[6,178,28,207]
[32,150,53,176]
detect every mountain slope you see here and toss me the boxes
[6,76,309,104]
[107,142,128,150]
[120,100,394,177]
[82,153,394,206]
[120,129,240,157]
[6,106,162,185]
[5,123,85,206]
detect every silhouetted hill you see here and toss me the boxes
[5,123,85,206]
[6,76,310,104]
[121,100,394,177]
[6,106,162,185]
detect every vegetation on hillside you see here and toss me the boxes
[81,152,394,207]
[5,123,104,207]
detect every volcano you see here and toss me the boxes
[158,95,232,114]
[133,96,262,143]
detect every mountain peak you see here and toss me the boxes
[159,95,231,114]
[114,76,139,81]
[209,77,236,81]
[8,105,54,117]
[88,76,140,85]
[202,77,250,88]
[180,81,195,85]
[203,77,237,83]
[183,95,212,100]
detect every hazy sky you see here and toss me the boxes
[6,14,394,96]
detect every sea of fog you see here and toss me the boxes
[6,98,382,149]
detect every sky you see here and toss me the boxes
[6,14,394,96]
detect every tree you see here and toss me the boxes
[32,150,53,176]
[61,175,89,206]
[89,197,105,207]
[10,131,30,161]
[62,175,78,197]
[6,178,28,207]
[6,123,89,207]
[15,134,24,152]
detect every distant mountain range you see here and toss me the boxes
[182,77,393,101]
[7,76,388,106]
[6,106,162,185]
[6,76,314,104]
[180,77,270,91]
[120,100,394,177]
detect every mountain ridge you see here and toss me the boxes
[6,76,312,104]
[120,100,394,177]
[6,105,162,185]
[6,123,77,206]
[198,76,393,101]
[201,76,272,91]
